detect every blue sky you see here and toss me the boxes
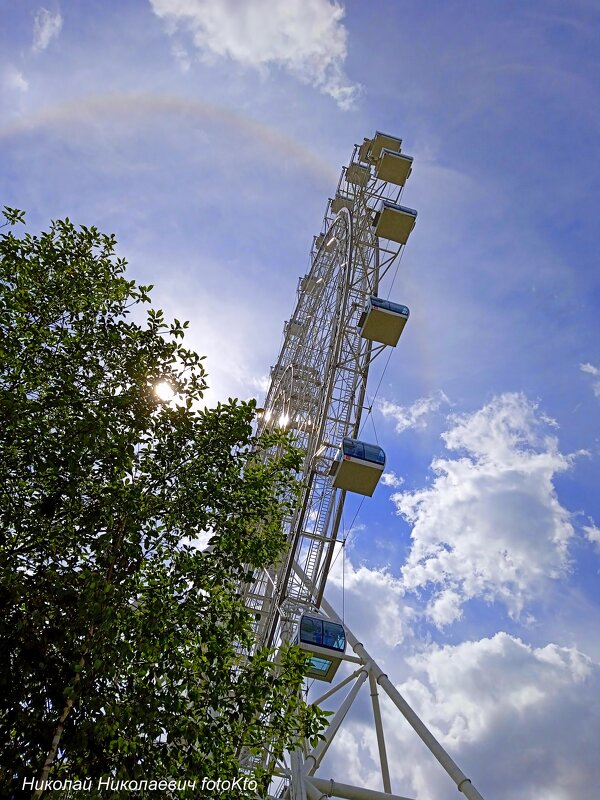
[2,1,600,797]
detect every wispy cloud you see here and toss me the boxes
[4,66,29,93]
[171,41,191,73]
[379,391,450,435]
[32,7,63,53]
[584,524,600,552]
[392,393,576,627]
[149,0,360,109]
[580,362,600,397]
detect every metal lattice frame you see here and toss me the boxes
[242,133,487,800]
[246,137,408,645]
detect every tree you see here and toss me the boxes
[0,209,323,798]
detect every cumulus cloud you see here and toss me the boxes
[320,632,600,798]
[379,391,450,434]
[149,0,360,109]
[325,554,415,661]
[392,393,576,627]
[390,633,600,798]
[32,7,63,53]
[580,362,600,397]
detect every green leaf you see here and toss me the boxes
[0,210,318,796]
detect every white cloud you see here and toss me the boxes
[171,41,191,73]
[248,372,271,396]
[387,634,600,798]
[149,0,360,109]
[4,67,29,93]
[381,470,404,488]
[427,586,463,627]
[325,553,415,664]
[584,524,600,551]
[320,630,600,798]
[392,393,576,627]
[405,634,592,742]
[32,8,63,53]
[580,362,600,397]
[379,391,450,435]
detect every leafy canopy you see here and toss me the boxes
[0,208,323,798]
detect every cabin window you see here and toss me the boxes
[300,616,322,644]
[309,657,333,676]
[322,621,345,651]
[362,443,385,466]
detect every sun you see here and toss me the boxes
[154,381,175,403]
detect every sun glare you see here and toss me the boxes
[154,381,175,403]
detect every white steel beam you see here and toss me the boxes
[307,777,415,800]
[304,668,369,775]
[290,749,309,800]
[368,671,392,794]
[319,596,487,800]
[312,666,365,706]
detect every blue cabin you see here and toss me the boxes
[330,437,386,497]
[296,613,347,682]
[359,296,409,347]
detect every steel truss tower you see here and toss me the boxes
[243,133,487,800]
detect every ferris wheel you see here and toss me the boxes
[244,133,487,800]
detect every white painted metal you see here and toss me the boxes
[290,750,309,800]
[307,778,415,800]
[318,593,486,800]
[369,671,391,794]
[242,133,488,800]
[245,133,412,651]
[304,668,370,776]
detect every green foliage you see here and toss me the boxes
[1,206,26,227]
[0,209,322,798]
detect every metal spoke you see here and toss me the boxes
[239,133,487,800]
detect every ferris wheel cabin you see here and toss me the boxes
[360,130,402,162]
[330,437,386,496]
[359,296,409,347]
[375,149,413,186]
[295,614,347,683]
[372,200,417,244]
